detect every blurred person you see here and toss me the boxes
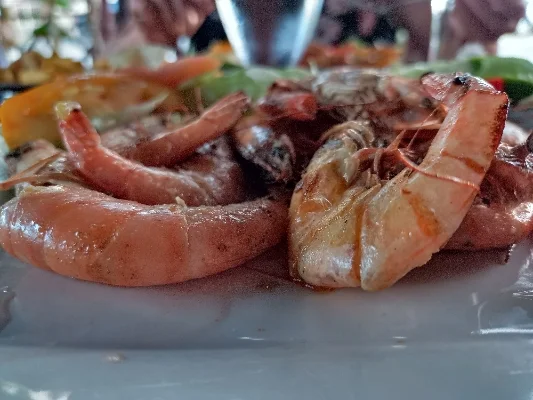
[131,0,214,47]
[97,0,208,56]
[96,0,212,55]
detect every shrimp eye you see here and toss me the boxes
[421,97,433,108]
[453,75,470,86]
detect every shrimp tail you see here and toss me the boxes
[56,102,101,156]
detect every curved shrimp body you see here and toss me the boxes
[447,141,533,250]
[116,92,249,167]
[360,74,508,290]
[288,123,380,287]
[57,103,246,206]
[289,73,508,290]
[176,138,247,206]
[0,184,288,286]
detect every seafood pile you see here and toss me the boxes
[1,60,533,291]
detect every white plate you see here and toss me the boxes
[1,239,533,399]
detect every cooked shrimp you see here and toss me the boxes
[258,89,318,121]
[0,184,288,286]
[99,113,188,156]
[109,92,249,167]
[57,103,246,206]
[289,73,508,290]
[232,71,447,184]
[176,137,247,206]
[310,69,445,132]
[447,139,533,250]
[232,114,297,183]
[120,56,221,88]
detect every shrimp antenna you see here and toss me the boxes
[387,127,410,151]
[373,148,385,178]
[194,87,205,114]
[406,105,443,150]
[233,106,324,137]
[0,153,72,190]
[396,149,480,191]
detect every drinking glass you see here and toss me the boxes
[215,0,324,67]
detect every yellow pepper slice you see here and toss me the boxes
[0,73,176,150]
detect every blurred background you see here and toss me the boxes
[0,0,531,69]
[0,0,93,64]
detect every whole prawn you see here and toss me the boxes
[289,73,509,290]
[0,100,288,286]
[56,103,246,206]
